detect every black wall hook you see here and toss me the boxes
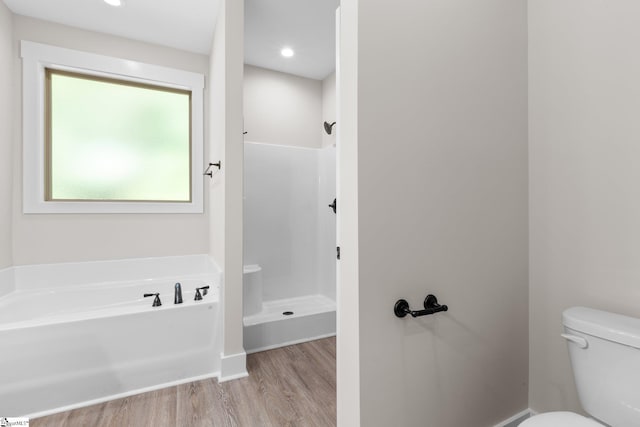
[394,294,448,318]
[204,162,222,178]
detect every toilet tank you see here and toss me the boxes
[562,307,640,427]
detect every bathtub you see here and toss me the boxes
[0,276,220,418]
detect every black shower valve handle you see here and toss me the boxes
[328,198,337,214]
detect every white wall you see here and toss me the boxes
[243,64,336,303]
[244,142,319,300]
[529,0,640,414]
[209,11,226,281]
[322,71,336,148]
[11,16,209,266]
[209,0,246,371]
[317,146,336,300]
[243,65,322,148]
[336,3,360,425]
[0,2,13,270]
[339,0,529,425]
[244,142,335,302]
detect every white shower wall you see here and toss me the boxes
[244,142,336,302]
[317,146,336,300]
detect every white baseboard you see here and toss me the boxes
[494,409,532,427]
[219,351,249,382]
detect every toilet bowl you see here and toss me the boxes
[243,264,263,316]
[520,307,640,427]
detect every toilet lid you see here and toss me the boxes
[519,412,603,427]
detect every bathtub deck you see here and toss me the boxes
[31,337,336,427]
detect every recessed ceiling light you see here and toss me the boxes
[104,0,123,7]
[281,47,294,58]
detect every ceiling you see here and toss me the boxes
[245,0,339,81]
[3,0,338,81]
[2,0,221,54]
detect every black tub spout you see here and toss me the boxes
[174,282,183,304]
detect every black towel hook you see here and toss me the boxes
[204,161,222,178]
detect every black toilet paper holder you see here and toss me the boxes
[394,294,448,318]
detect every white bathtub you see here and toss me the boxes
[0,276,220,418]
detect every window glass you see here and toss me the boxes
[46,69,191,202]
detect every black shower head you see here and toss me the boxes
[324,121,336,135]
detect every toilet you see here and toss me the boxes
[243,264,263,317]
[520,307,640,426]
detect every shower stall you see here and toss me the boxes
[242,0,338,351]
[243,141,336,353]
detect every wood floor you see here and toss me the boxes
[32,337,336,427]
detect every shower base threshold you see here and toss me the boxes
[243,294,336,354]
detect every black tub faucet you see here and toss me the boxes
[174,282,183,304]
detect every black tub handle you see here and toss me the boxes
[195,286,210,301]
[144,293,162,307]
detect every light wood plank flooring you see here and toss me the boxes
[32,337,336,427]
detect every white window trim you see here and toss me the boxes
[21,40,205,214]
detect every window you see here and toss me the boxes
[46,69,192,203]
[21,41,204,213]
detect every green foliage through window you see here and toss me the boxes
[46,69,191,202]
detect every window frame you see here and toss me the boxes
[21,41,205,214]
[44,68,194,203]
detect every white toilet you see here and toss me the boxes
[243,264,263,317]
[520,307,640,427]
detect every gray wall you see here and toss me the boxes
[338,0,529,425]
[322,71,336,148]
[243,64,322,148]
[0,2,13,269]
[209,0,245,364]
[529,0,640,413]
[11,16,209,265]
